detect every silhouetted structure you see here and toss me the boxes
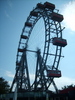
[0,1,68,100]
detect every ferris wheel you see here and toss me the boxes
[10,2,67,93]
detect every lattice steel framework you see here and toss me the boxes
[10,2,67,93]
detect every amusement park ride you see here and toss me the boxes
[10,1,67,98]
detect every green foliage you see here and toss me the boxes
[0,77,10,94]
[61,84,75,90]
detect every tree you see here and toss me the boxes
[61,84,74,90]
[0,77,10,94]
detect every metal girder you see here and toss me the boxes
[32,49,47,91]
[10,2,67,94]
[10,50,30,92]
[31,50,60,93]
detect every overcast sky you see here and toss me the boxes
[0,0,75,91]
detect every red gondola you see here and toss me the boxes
[21,35,28,39]
[30,11,38,17]
[25,22,32,27]
[53,37,67,47]
[37,3,44,9]
[47,70,61,77]
[44,2,55,10]
[16,62,20,66]
[51,12,64,22]
[18,48,24,52]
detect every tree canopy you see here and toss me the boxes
[0,77,10,94]
[61,84,75,90]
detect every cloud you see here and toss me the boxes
[6,71,35,85]
[5,10,13,21]
[29,73,35,84]
[7,0,13,8]
[62,0,75,31]
[5,71,75,91]
[54,76,75,89]
[29,74,75,91]
[4,0,13,21]
[30,74,35,80]
[8,80,12,86]
[6,71,14,78]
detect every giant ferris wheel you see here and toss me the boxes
[10,2,67,93]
